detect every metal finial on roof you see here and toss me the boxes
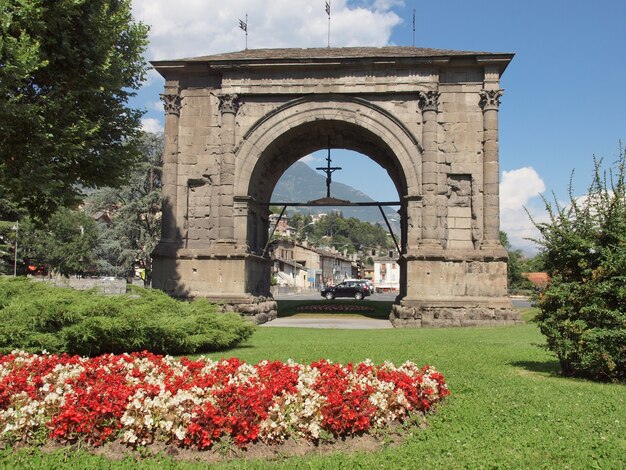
[412,9,416,47]
[238,14,248,50]
[325,1,331,47]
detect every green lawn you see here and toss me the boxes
[2,310,624,469]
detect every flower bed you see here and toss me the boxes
[0,351,449,450]
[295,304,376,313]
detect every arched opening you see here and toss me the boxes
[235,105,420,299]
[269,149,402,294]
[245,119,409,204]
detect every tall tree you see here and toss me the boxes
[86,132,163,284]
[499,231,529,290]
[19,208,99,276]
[0,0,149,219]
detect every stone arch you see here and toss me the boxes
[150,46,519,328]
[235,95,423,203]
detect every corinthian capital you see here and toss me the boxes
[418,90,441,112]
[160,93,182,116]
[479,89,504,111]
[218,94,240,115]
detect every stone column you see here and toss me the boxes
[404,195,421,250]
[217,94,240,243]
[233,195,253,250]
[418,91,441,246]
[160,92,182,242]
[479,89,503,244]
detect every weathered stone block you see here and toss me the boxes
[448,206,470,218]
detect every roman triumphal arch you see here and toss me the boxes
[151,47,521,327]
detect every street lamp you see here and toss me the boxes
[11,221,18,277]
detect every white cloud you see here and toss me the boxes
[132,0,403,60]
[373,0,405,11]
[500,167,547,253]
[141,117,164,134]
[300,154,322,165]
[151,100,164,112]
[500,167,545,211]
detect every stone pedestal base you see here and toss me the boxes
[212,296,278,325]
[152,245,276,324]
[391,247,522,328]
[390,301,522,328]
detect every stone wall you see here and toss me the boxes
[31,277,127,295]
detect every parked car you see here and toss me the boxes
[344,279,375,294]
[321,281,372,300]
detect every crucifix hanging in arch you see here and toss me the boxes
[316,137,342,198]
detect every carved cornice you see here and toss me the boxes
[160,93,182,116]
[218,94,240,115]
[479,89,504,111]
[418,90,440,112]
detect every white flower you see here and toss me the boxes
[174,426,186,440]
[123,430,138,444]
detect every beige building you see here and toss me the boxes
[270,240,357,289]
[315,248,356,286]
[268,214,296,238]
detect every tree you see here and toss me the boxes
[519,252,547,273]
[310,212,392,252]
[0,0,149,220]
[85,132,163,284]
[499,231,531,290]
[0,221,17,275]
[20,208,99,276]
[532,148,626,381]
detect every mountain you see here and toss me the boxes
[272,162,400,225]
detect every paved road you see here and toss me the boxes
[274,291,532,308]
[275,291,397,302]
[265,291,532,329]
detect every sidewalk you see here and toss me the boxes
[260,315,393,329]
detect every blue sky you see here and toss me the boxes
[131,0,626,252]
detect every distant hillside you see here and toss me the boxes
[272,162,399,225]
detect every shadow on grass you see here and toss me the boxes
[510,360,561,376]
[277,299,393,320]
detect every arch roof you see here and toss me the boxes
[152,46,514,75]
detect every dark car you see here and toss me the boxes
[345,279,375,294]
[321,281,372,300]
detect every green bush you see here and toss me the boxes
[0,277,254,356]
[532,149,626,381]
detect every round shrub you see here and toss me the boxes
[533,150,626,381]
[0,277,254,356]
